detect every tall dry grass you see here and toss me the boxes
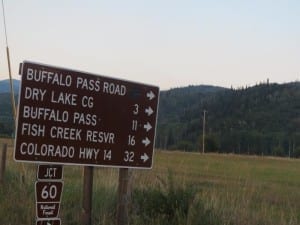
[0,139,299,225]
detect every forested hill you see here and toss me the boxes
[0,79,299,157]
[0,79,20,94]
[0,79,19,135]
[156,82,300,157]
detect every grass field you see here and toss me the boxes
[0,138,299,225]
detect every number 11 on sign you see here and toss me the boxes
[132,120,138,131]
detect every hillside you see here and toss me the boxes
[156,82,300,157]
[0,93,16,136]
[0,80,299,157]
[0,79,20,136]
[0,79,20,94]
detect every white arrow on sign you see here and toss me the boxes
[146,91,155,100]
[141,153,149,162]
[143,122,152,132]
[142,137,151,147]
[145,106,154,116]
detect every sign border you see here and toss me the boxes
[37,164,64,181]
[35,181,64,203]
[36,202,61,220]
[14,61,160,169]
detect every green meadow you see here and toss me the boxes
[0,138,299,225]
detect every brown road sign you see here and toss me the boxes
[36,202,60,219]
[36,219,61,225]
[14,61,159,169]
[37,165,63,180]
[35,181,63,202]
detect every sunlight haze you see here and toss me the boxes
[0,0,299,90]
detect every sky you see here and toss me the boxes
[0,0,299,90]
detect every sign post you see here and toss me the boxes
[35,164,63,224]
[0,143,7,184]
[15,61,159,224]
[81,166,93,225]
[117,168,131,225]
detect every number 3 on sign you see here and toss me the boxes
[133,104,139,115]
[124,151,134,162]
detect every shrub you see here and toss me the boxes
[132,171,221,225]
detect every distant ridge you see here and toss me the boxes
[156,81,300,157]
[167,84,227,93]
[0,79,300,158]
[0,79,20,94]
